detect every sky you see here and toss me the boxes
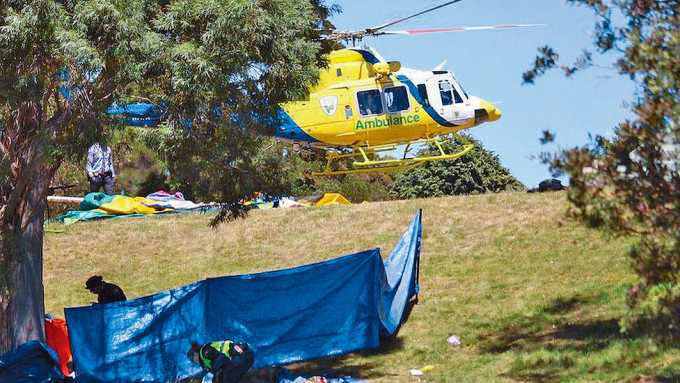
[328,0,637,188]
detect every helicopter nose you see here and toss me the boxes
[475,99,501,123]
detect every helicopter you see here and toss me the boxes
[274,0,544,176]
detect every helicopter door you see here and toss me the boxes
[426,77,469,125]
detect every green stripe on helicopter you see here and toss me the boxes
[356,114,420,130]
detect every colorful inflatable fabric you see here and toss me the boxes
[57,192,173,225]
[145,190,203,210]
[309,193,350,206]
[245,193,351,210]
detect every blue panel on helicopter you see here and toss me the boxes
[353,49,381,65]
[274,108,320,143]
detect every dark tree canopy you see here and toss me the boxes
[525,0,679,337]
[389,134,524,199]
[0,0,333,353]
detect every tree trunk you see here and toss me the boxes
[0,163,54,355]
[0,205,47,354]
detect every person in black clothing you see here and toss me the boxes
[85,275,127,304]
[187,340,254,383]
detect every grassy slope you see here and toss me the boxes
[43,192,680,382]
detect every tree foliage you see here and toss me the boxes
[0,0,332,352]
[389,134,524,199]
[132,0,334,223]
[525,1,680,337]
[236,138,394,203]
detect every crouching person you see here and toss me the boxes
[188,340,254,383]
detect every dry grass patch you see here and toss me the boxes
[43,191,680,382]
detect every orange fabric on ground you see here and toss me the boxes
[45,317,72,376]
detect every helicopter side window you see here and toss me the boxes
[417,84,430,107]
[438,80,454,106]
[357,89,383,116]
[384,86,410,113]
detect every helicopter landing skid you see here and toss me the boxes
[312,134,474,176]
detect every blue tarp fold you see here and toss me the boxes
[65,210,422,383]
[0,341,68,383]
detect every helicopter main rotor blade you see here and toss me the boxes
[375,23,547,35]
[366,0,463,34]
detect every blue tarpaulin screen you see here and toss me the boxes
[65,210,422,383]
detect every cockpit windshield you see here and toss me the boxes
[451,73,469,100]
[439,80,463,105]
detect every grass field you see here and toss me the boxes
[43,191,680,382]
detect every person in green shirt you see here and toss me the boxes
[187,340,254,383]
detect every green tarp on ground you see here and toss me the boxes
[57,193,173,225]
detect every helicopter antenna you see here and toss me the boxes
[432,60,448,71]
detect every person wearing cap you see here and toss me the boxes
[187,340,254,383]
[85,275,127,304]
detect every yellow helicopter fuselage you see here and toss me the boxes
[275,48,501,148]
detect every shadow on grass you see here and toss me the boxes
[618,375,680,383]
[286,337,406,380]
[476,294,659,382]
[478,294,680,382]
[479,295,625,355]
[542,296,586,315]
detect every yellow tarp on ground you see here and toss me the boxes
[314,193,350,206]
[57,193,174,225]
[92,195,170,215]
